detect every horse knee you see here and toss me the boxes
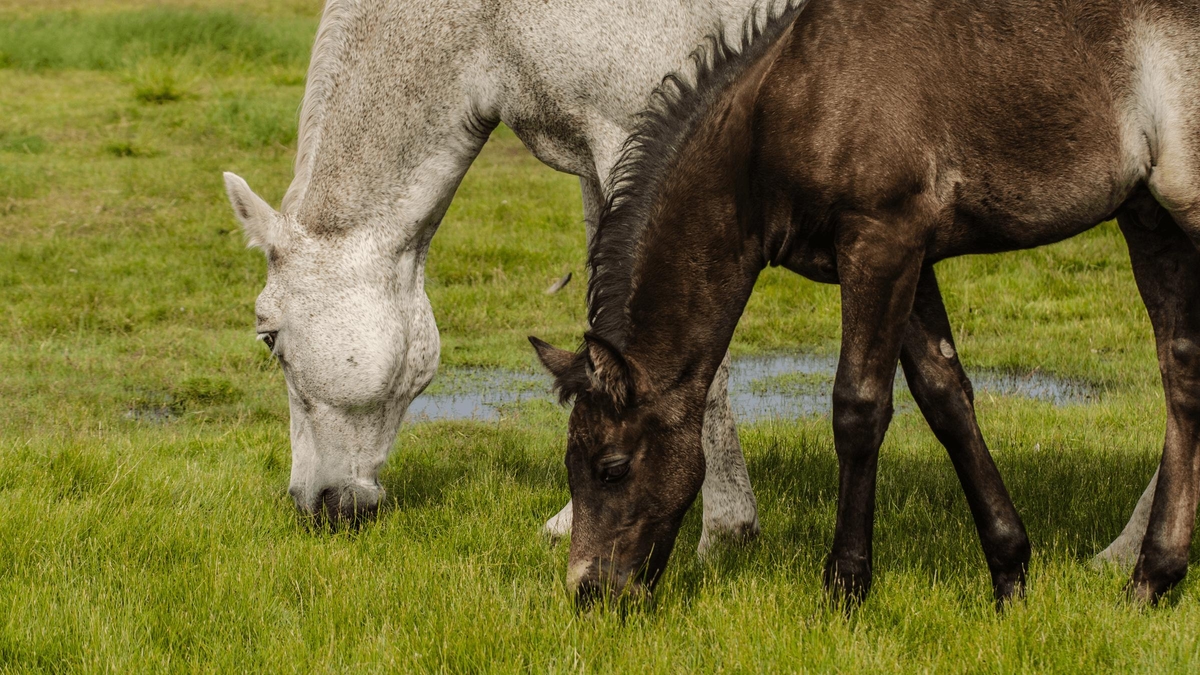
[1170,338,1200,374]
[987,522,1031,570]
[913,369,970,420]
[1168,338,1200,413]
[832,383,893,452]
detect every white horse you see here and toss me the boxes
[222,0,762,552]
[222,0,1153,566]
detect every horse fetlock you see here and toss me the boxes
[831,392,892,454]
[1126,572,1180,606]
[913,374,962,409]
[1130,549,1189,603]
[986,523,1031,570]
[1169,337,1200,366]
[991,566,1027,609]
[987,533,1029,606]
[823,553,873,603]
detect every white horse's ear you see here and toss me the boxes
[223,172,279,250]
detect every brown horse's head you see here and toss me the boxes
[530,335,705,606]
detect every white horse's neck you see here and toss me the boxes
[283,0,496,245]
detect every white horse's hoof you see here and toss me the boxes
[543,501,573,543]
[1090,543,1139,572]
[697,517,760,558]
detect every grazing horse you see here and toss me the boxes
[220,0,770,541]
[531,0,1200,605]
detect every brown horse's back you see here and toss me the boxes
[756,0,1200,259]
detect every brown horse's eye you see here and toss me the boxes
[258,331,278,352]
[598,455,630,483]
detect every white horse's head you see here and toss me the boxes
[223,172,439,522]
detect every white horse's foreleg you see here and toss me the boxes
[542,176,606,541]
[1092,468,1158,570]
[697,351,760,556]
[543,500,573,541]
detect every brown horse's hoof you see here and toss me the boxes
[991,568,1026,611]
[1125,579,1161,606]
[1127,555,1187,606]
[823,556,872,605]
[1125,574,1177,607]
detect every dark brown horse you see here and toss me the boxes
[531,0,1200,606]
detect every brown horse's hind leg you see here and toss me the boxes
[1118,201,1200,603]
[824,215,925,601]
[901,267,1030,604]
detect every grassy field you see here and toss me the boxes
[1,1,1197,671]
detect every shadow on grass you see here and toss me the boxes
[376,417,568,514]
[667,428,1177,610]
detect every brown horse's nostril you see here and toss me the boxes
[575,579,604,610]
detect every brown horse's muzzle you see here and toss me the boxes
[566,554,661,609]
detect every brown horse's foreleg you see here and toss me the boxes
[1118,207,1200,603]
[900,267,1029,604]
[824,216,925,601]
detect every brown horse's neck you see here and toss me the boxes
[617,63,777,405]
[581,8,801,408]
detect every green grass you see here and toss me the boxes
[0,7,313,72]
[1,2,1197,671]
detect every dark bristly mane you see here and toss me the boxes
[585,0,810,350]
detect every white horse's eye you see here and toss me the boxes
[257,331,278,352]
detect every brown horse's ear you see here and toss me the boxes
[529,336,575,379]
[584,334,635,408]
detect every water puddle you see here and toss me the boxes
[405,369,548,422]
[407,353,1096,423]
[726,353,1094,420]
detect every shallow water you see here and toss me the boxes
[406,353,1096,423]
[404,369,549,422]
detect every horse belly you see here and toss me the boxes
[494,0,755,180]
[939,149,1136,257]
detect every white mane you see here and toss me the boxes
[282,0,358,213]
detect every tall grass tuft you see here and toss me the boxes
[128,59,194,103]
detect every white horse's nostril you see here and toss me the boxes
[287,485,305,507]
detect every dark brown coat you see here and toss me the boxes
[533,0,1200,606]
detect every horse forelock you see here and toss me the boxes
[585,0,810,350]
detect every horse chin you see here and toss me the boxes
[568,556,657,610]
[566,532,680,610]
[284,397,400,523]
[290,480,384,525]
